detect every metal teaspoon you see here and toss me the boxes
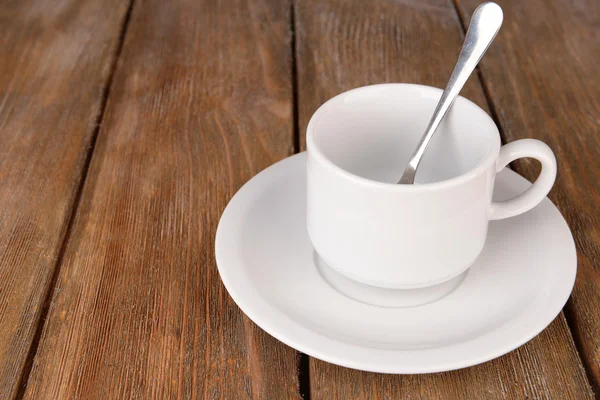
[398,2,503,184]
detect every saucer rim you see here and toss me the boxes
[215,153,577,373]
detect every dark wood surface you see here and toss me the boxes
[295,0,594,398]
[0,0,597,398]
[20,0,299,398]
[0,0,130,398]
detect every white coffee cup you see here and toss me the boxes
[307,84,556,289]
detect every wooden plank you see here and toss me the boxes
[295,0,489,150]
[297,0,486,149]
[0,0,131,398]
[294,0,594,398]
[21,0,300,398]
[455,0,600,395]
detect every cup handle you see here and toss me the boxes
[490,139,557,220]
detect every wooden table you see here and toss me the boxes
[0,0,598,398]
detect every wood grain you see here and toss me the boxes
[22,0,300,398]
[294,0,594,398]
[455,0,600,395]
[0,0,130,398]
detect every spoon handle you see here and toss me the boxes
[398,2,503,184]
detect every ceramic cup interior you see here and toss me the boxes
[310,84,499,184]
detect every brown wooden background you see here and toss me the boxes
[0,0,598,398]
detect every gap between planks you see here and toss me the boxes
[290,2,311,399]
[13,0,137,398]
[291,1,301,155]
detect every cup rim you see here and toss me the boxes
[306,83,501,191]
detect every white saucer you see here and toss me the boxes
[215,153,577,373]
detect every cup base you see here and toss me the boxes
[315,253,468,308]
